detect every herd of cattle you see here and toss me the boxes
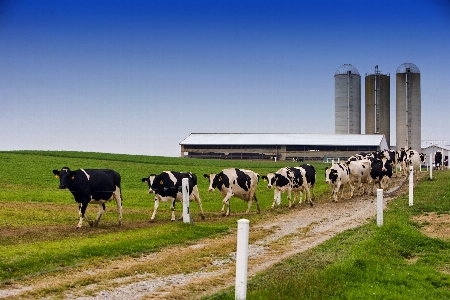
[52,148,446,228]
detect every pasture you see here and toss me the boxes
[0,151,329,283]
[3,150,450,299]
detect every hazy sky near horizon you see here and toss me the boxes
[1,0,449,157]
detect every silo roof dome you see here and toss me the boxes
[396,62,420,73]
[335,64,360,76]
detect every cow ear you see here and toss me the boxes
[142,178,148,183]
[203,174,209,179]
[70,171,76,179]
[52,170,59,178]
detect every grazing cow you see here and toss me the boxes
[325,163,352,202]
[369,157,393,192]
[52,167,123,229]
[435,151,443,170]
[204,168,260,216]
[262,166,312,209]
[346,159,371,195]
[142,171,205,222]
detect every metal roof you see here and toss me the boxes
[180,133,387,147]
[335,64,360,76]
[396,62,420,74]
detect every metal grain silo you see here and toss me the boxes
[365,65,391,146]
[335,64,361,134]
[396,63,421,151]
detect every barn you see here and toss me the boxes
[179,133,389,161]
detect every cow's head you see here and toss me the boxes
[204,173,225,192]
[53,167,74,189]
[142,174,157,193]
[420,153,426,163]
[261,173,276,188]
[325,167,338,184]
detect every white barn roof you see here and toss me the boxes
[180,133,388,148]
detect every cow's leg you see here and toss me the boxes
[253,193,261,213]
[299,190,304,204]
[304,186,312,206]
[245,189,259,214]
[113,187,123,226]
[271,189,280,209]
[332,187,338,202]
[334,183,341,202]
[170,199,176,222]
[292,190,299,206]
[77,203,84,228]
[93,203,106,226]
[221,193,233,216]
[348,182,355,198]
[192,186,205,220]
[150,197,159,222]
[287,189,293,208]
[78,202,93,228]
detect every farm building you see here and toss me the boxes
[179,133,389,161]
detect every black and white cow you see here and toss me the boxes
[397,148,408,176]
[204,168,260,216]
[262,166,312,209]
[406,149,421,179]
[435,151,443,170]
[142,171,205,222]
[369,157,393,192]
[52,167,123,229]
[325,163,352,202]
[346,159,371,195]
[300,164,316,202]
[384,150,399,177]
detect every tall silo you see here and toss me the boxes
[396,63,421,151]
[335,64,361,134]
[365,65,391,146]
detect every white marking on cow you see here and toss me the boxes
[80,168,90,180]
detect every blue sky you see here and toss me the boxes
[1,0,449,156]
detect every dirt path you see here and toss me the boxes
[0,175,415,300]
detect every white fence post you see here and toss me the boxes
[430,161,433,180]
[182,178,190,223]
[409,166,414,206]
[377,189,383,227]
[235,219,250,300]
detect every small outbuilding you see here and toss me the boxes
[179,133,389,161]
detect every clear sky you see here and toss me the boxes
[1,0,449,157]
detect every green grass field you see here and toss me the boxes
[2,150,450,300]
[0,150,329,282]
